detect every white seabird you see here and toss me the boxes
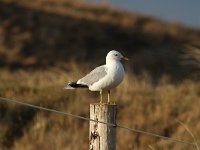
[64,50,128,103]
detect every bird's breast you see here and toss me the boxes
[104,62,124,89]
[89,62,125,91]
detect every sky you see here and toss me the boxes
[85,0,200,29]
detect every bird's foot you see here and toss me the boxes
[99,99,103,104]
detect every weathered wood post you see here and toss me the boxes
[89,103,117,150]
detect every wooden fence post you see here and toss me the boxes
[89,103,117,150]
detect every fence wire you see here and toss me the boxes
[0,96,199,147]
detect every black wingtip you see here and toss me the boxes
[68,81,88,88]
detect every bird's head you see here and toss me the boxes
[106,50,128,62]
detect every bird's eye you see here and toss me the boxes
[115,54,118,56]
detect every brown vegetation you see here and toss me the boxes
[0,69,200,150]
[0,0,200,79]
[0,0,200,149]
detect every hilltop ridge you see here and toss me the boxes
[0,0,200,79]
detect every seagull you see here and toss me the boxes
[64,50,128,103]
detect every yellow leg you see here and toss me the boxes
[100,89,103,103]
[108,90,110,103]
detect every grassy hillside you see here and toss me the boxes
[0,0,200,150]
[0,0,200,79]
[0,69,200,150]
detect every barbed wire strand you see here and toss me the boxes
[0,96,199,147]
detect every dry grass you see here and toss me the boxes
[176,119,200,150]
[0,67,199,150]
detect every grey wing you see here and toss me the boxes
[77,65,107,85]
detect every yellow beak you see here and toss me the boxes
[122,56,129,61]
